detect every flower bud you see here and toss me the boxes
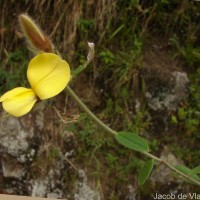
[19,13,53,53]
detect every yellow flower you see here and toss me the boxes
[0,53,70,117]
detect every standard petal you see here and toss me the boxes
[27,53,70,100]
[1,87,37,117]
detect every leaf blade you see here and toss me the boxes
[138,159,154,186]
[175,165,200,182]
[115,131,149,153]
[192,165,200,174]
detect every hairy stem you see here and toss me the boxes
[65,86,116,136]
[65,85,200,186]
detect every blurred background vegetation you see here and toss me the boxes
[0,0,200,199]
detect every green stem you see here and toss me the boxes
[65,86,117,136]
[72,60,90,76]
[163,160,200,186]
[143,152,162,162]
[144,152,200,186]
[65,85,200,186]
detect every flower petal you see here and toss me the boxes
[27,53,70,100]
[0,87,30,102]
[0,87,37,117]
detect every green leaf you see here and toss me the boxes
[138,160,154,186]
[175,165,200,182]
[192,165,200,174]
[178,108,187,120]
[175,165,191,175]
[115,131,149,152]
[171,115,178,124]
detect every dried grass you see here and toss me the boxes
[0,0,116,59]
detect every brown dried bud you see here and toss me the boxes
[87,42,95,62]
[18,14,53,53]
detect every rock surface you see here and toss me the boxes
[0,112,102,199]
[145,71,189,111]
[74,170,101,200]
[150,146,184,184]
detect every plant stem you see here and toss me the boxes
[144,152,200,186]
[65,86,117,136]
[65,85,200,186]
[163,160,200,186]
[143,152,162,162]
